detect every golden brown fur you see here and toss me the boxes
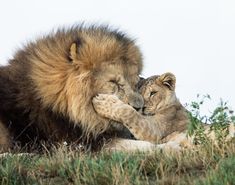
[0,25,143,151]
[0,119,11,152]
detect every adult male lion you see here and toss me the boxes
[0,25,144,151]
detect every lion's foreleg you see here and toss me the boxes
[103,138,156,152]
[103,138,182,152]
[0,119,12,152]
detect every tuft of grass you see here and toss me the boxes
[187,95,235,145]
[196,155,235,185]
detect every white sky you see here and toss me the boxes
[0,0,235,115]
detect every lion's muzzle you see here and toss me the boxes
[127,92,144,110]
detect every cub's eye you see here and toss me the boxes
[150,91,157,97]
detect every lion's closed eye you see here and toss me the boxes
[109,80,124,89]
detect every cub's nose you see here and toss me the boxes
[142,107,146,112]
[142,107,147,115]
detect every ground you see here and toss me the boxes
[0,97,234,185]
[0,140,234,185]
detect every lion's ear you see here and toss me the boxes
[159,72,176,90]
[69,43,78,62]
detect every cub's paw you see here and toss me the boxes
[93,94,120,104]
[92,94,124,118]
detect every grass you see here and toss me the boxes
[0,96,234,185]
[0,141,234,185]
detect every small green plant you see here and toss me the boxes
[186,94,211,144]
[209,99,235,143]
[186,94,235,145]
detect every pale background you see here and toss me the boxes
[0,0,235,115]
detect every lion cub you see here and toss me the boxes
[93,73,189,144]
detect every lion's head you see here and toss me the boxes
[28,25,143,136]
[139,72,177,116]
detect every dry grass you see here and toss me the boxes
[0,96,234,185]
[0,139,234,185]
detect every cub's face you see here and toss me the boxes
[139,73,177,115]
[94,64,144,110]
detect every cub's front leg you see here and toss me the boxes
[92,94,163,143]
[92,94,133,123]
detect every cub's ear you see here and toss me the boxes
[159,72,176,90]
[69,43,78,62]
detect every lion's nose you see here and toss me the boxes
[137,96,144,108]
[131,94,144,109]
